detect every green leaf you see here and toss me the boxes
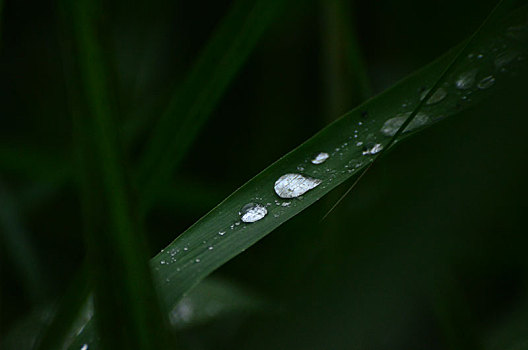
[64,0,172,349]
[68,2,528,348]
[150,1,528,311]
[135,0,288,208]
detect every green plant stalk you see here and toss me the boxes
[70,0,171,349]
[135,0,288,210]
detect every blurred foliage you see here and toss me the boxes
[1,0,527,349]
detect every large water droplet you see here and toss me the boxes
[421,87,447,105]
[380,112,430,137]
[239,203,268,223]
[477,75,496,89]
[274,173,322,198]
[362,143,383,155]
[455,69,478,90]
[311,152,329,164]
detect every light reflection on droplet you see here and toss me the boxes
[380,112,429,137]
[362,143,383,155]
[420,87,447,104]
[239,203,268,223]
[274,173,322,198]
[477,75,496,89]
[455,69,478,90]
[311,152,329,164]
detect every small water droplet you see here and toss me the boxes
[477,54,484,59]
[362,143,383,155]
[195,258,201,263]
[455,69,478,90]
[311,152,329,164]
[183,247,188,251]
[274,173,322,198]
[495,50,518,69]
[160,260,167,265]
[281,202,291,207]
[239,203,268,223]
[420,87,447,104]
[477,75,495,89]
[380,112,429,137]
[208,246,214,250]
[356,141,363,146]
[81,344,89,350]
[218,231,226,236]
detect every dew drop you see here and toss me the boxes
[195,258,201,263]
[239,203,268,223]
[420,87,447,105]
[311,152,329,164]
[455,69,478,90]
[477,75,495,89]
[380,112,430,137]
[495,50,518,69]
[274,173,322,198]
[362,143,383,155]
[218,231,226,236]
[81,345,89,350]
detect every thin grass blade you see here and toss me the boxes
[66,0,172,349]
[135,0,288,208]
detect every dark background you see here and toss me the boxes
[1,0,528,349]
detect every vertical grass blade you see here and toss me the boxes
[320,0,372,118]
[66,0,172,349]
[135,0,288,208]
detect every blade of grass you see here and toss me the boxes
[68,3,528,347]
[66,0,172,349]
[323,0,522,218]
[320,0,372,118]
[135,0,288,209]
[151,0,528,309]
